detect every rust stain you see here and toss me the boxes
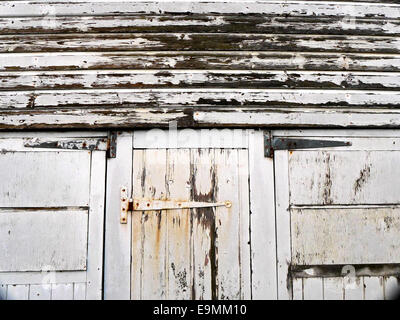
[322,152,333,205]
[354,164,371,195]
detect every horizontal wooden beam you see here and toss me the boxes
[0,15,399,36]
[0,1,398,19]
[1,89,400,109]
[1,70,399,91]
[1,107,400,129]
[2,33,400,53]
[1,52,399,72]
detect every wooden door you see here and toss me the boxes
[0,132,106,300]
[104,129,277,300]
[274,130,400,300]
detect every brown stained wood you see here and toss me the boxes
[2,33,400,54]
[2,71,400,91]
[2,52,400,72]
[1,15,399,36]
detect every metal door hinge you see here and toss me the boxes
[120,187,231,224]
[106,131,117,158]
[264,131,351,158]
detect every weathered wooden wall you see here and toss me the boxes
[0,0,400,128]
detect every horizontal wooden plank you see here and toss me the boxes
[1,89,400,109]
[1,107,400,129]
[1,70,400,90]
[2,52,399,72]
[2,33,399,53]
[192,107,400,127]
[291,207,400,265]
[1,15,399,36]
[1,1,399,19]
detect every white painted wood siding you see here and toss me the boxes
[0,1,399,128]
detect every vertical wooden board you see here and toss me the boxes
[0,284,6,300]
[166,149,192,299]
[104,132,133,300]
[191,149,214,300]
[86,150,106,300]
[214,149,241,300]
[344,277,363,300]
[7,285,29,300]
[363,276,384,300]
[292,278,303,300]
[29,284,51,300]
[237,149,251,300]
[249,130,277,299]
[131,149,145,300]
[303,278,323,300]
[324,278,344,300]
[73,283,86,300]
[384,276,400,300]
[141,149,168,300]
[275,150,292,300]
[51,283,73,300]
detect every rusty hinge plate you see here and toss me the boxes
[120,187,231,224]
[264,131,352,158]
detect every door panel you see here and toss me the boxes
[291,207,400,265]
[289,150,400,205]
[131,148,251,300]
[0,151,90,207]
[0,209,88,272]
[0,133,106,300]
[274,131,400,300]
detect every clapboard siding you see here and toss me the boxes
[1,1,399,18]
[2,107,400,130]
[2,53,400,72]
[2,89,400,109]
[1,15,400,36]
[2,71,399,90]
[0,0,399,128]
[2,34,400,53]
